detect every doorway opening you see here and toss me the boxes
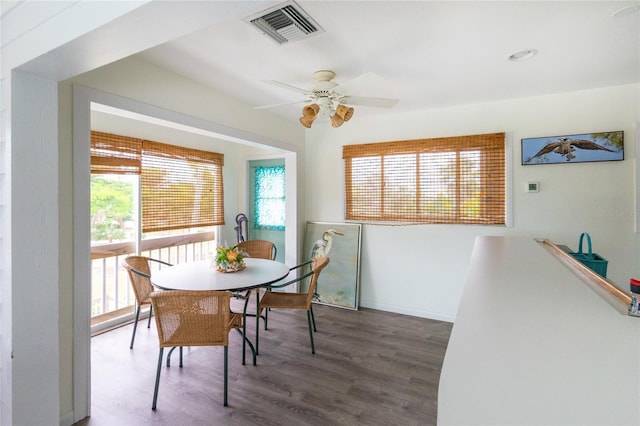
[74,86,300,420]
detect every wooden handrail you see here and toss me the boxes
[540,239,632,315]
[91,242,134,259]
[90,232,215,260]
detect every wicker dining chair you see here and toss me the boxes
[234,239,277,260]
[122,256,172,349]
[164,302,255,368]
[150,290,236,409]
[256,256,330,354]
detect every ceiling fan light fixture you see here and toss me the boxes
[299,115,315,128]
[261,69,398,127]
[336,104,354,121]
[330,113,345,128]
[299,103,319,128]
[302,103,320,117]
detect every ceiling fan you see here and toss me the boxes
[256,70,399,128]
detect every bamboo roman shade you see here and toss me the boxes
[90,131,225,233]
[141,141,224,233]
[343,132,505,225]
[91,131,141,175]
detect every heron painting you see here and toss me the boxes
[311,229,344,258]
[522,131,623,165]
[303,222,362,310]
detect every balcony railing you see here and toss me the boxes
[90,231,216,332]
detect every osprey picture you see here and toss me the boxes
[522,131,623,165]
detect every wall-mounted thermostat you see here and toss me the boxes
[526,182,539,193]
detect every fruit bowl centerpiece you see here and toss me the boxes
[214,245,247,273]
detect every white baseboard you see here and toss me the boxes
[360,301,455,323]
[60,410,74,426]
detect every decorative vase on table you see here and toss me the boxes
[214,246,247,273]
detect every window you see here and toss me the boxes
[89,131,222,320]
[90,131,140,243]
[254,165,285,230]
[343,132,505,225]
[91,131,225,233]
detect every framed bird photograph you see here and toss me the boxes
[302,221,362,310]
[521,131,624,165]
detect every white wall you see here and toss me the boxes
[305,84,639,321]
[72,56,303,149]
[10,71,61,426]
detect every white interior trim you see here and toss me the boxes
[635,121,640,233]
[505,131,514,228]
[72,85,92,423]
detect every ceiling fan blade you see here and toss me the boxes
[333,72,386,96]
[254,99,309,110]
[265,80,312,96]
[340,95,398,108]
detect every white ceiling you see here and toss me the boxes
[137,0,640,125]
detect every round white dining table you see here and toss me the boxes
[150,257,290,291]
[150,257,290,366]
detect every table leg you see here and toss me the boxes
[240,291,259,365]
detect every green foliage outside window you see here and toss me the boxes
[91,175,133,242]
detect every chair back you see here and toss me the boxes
[235,239,277,260]
[122,256,155,304]
[150,290,232,348]
[305,257,330,306]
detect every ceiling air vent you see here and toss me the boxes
[244,0,324,45]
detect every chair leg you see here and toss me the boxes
[166,346,184,368]
[234,328,256,365]
[255,290,260,355]
[263,308,268,330]
[223,346,228,406]
[152,347,164,410]
[166,347,176,367]
[310,304,317,332]
[307,310,315,354]
[262,293,269,332]
[264,307,269,330]
[241,295,251,365]
[242,314,246,366]
[147,305,153,328]
[130,305,141,349]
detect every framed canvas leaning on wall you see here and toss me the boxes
[303,221,362,310]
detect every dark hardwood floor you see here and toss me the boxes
[77,300,452,426]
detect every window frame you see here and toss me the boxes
[343,132,507,225]
[253,165,286,231]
